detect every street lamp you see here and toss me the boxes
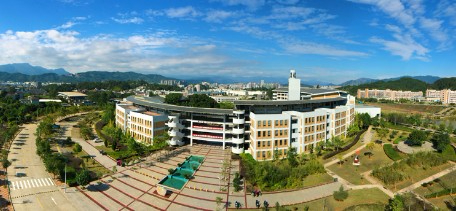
[64,164,67,193]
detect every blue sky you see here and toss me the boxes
[0,0,455,83]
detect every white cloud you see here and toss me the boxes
[370,34,429,61]
[165,6,200,19]
[419,18,448,43]
[281,40,368,57]
[112,12,144,24]
[269,6,315,19]
[204,10,237,23]
[348,0,415,26]
[112,17,143,24]
[436,0,456,26]
[0,28,252,76]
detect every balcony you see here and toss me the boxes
[231,137,244,144]
[232,128,245,134]
[168,130,183,137]
[232,147,244,154]
[233,118,245,124]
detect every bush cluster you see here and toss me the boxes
[383,144,401,161]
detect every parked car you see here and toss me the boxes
[93,138,102,143]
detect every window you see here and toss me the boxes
[263,120,266,126]
[275,140,278,146]
[262,151,265,158]
[267,141,270,147]
[284,140,287,145]
[280,120,283,125]
[262,131,266,137]
[257,141,261,147]
[275,130,278,136]
[284,120,288,125]
[257,121,261,127]
[257,131,261,137]
[268,120,271,126]
[280,139,283,145]
[280,130,283,136]
[267,131,271,136]
[262,141,265,147]
[275,120,278,126]
[257,151,260,158]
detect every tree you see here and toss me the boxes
[366,142,375,158]
[76,169,91,186]
[233,172,242,192]
[73,143,82,153]
[347,123,360,137]
[387,195,404,211]
[337,154,343,166]
[442,144,456,161]
[332,136,344,151]
[2,158,11,170]
[164,93,183,105]
[407,130,428,146]
[111,140,117,151]
[287,147,298,167]
[377,128,389,141]
[431,133,450,152]
[333,186,348,201]
[215,196,223,211]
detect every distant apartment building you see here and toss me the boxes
[357,89,423,101]
[58,91,88,105]
[426,89,456,104]
[210,96,240,103]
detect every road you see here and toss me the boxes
[7,117,101,210]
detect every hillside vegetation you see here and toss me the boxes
[431,77,456,90]
[341,77,428,95]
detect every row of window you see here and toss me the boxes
[256,149,287,159]
[256,139,288,148]
[256,119,288,128]
[257,129,288,138]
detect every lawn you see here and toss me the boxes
[413,170,456,209]
[384,162,453,191]
[368,103,445,115]
[301,173,334,188]
[75,150,112,178]
[327,143,393,185]
[241,188,390,211]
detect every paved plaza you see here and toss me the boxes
[76,144,342,210]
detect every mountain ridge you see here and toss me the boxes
[0,63,70,75]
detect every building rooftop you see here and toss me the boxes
[273,87,344,95]
[233,97,346,106]
[118,104,140,110]
[126,96,234,115]
[141,111,162,116]
[58,92,87,97]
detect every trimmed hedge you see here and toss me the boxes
[425,187,456,198]
[383,144,401,161]
[323,129,367,160]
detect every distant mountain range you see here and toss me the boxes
[0,63,70,75]
[339,75,441,86]
[0,64,177,83]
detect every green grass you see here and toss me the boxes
[240,188,390,211]
[328,144,393,185]
[384,162,453,191]
[76,150,111,178]
[414,170,456,197]
[383,144,402,161]
[384,123,414,132]
[301,173,334,187]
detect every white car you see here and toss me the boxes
[93,138,102,143]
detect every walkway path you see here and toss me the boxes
[398,162,456,193]
[58,114,126,172]
[324,126,373,167]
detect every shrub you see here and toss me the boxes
[333,186,348,201]
[73,143,82,153]
[383,144,401,161]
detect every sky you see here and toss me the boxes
[0,0,455,84]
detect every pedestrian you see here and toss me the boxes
[256,200,260,208]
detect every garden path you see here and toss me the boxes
[398,162,456,193]
[324,126,373,168]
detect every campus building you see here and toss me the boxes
[357,89,423,101]
[116,70,360,161]
[426,89,456,104]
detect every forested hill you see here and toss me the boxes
[0,71,177,83]
[431,77,456,90]
[340,77,429,95]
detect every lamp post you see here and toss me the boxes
[64,164,67,193]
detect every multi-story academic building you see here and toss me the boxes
[357,88,423,101]
[426,89,456,104]
[116,70,359,161]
